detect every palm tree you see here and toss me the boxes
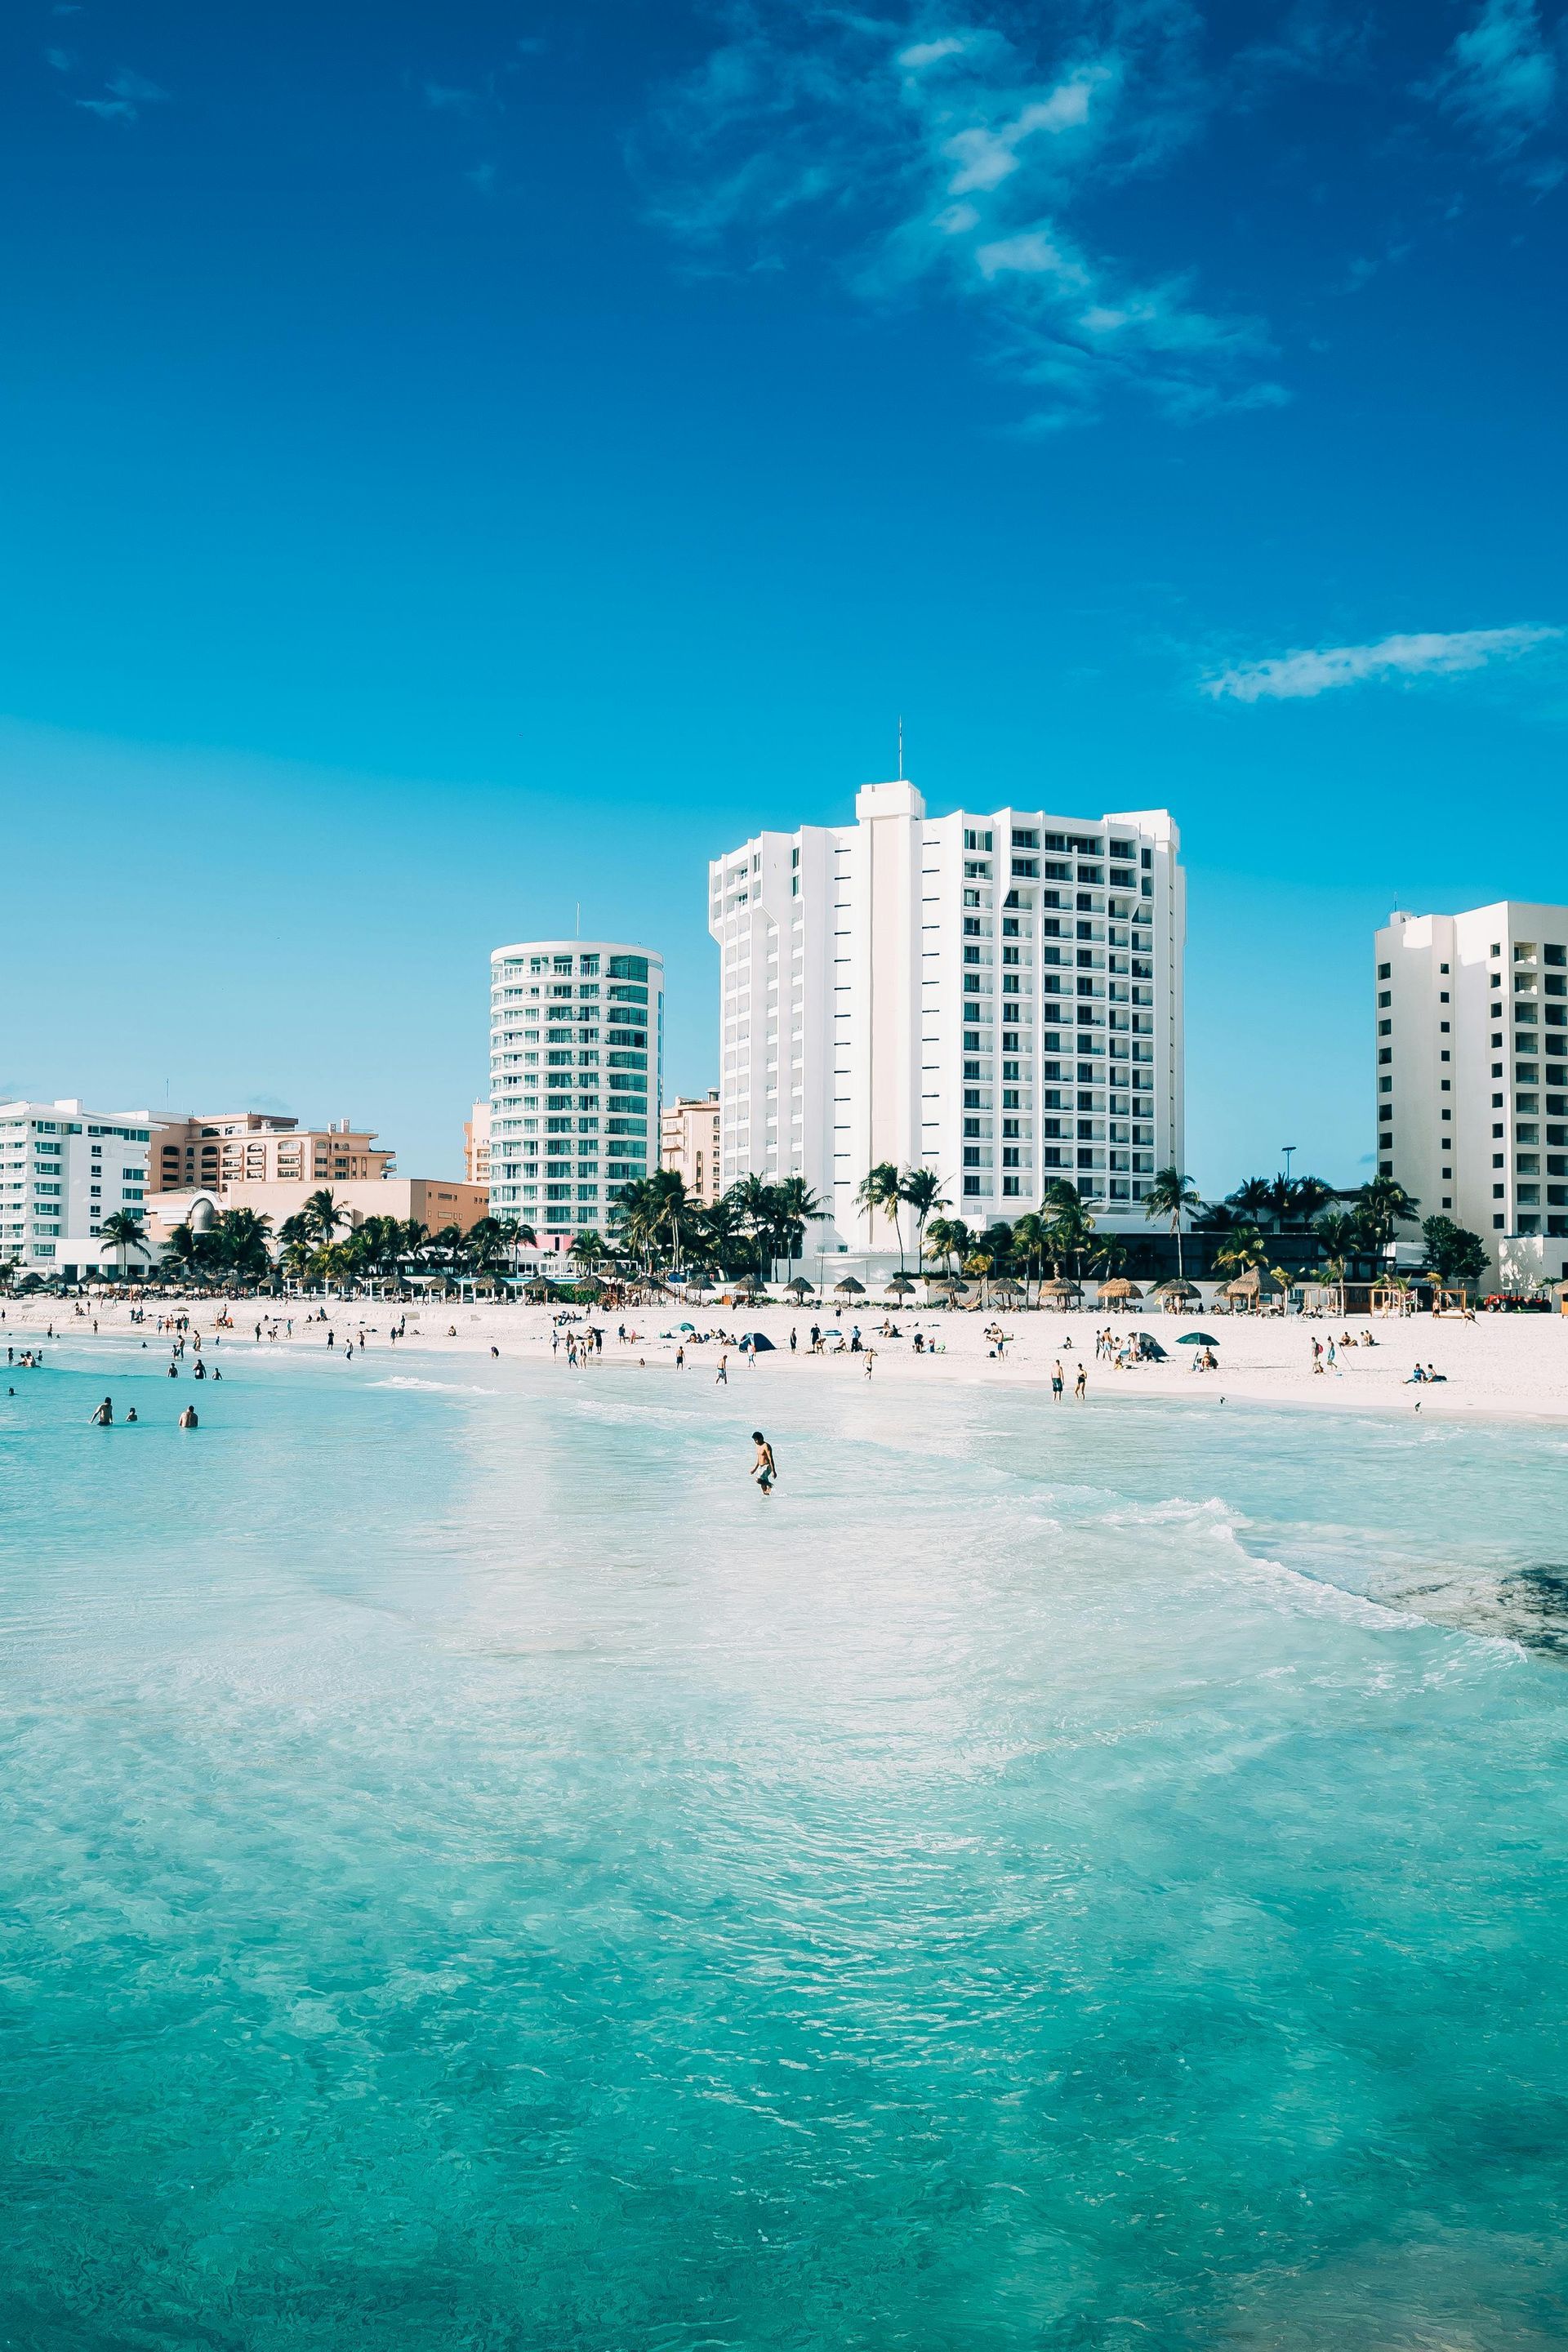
[898,1168,947,1279]
[1213,1223,1270,1281]
[924,1215,970,1281]
[855,1160,905,1270]
[570,1228,607,1276]
[1227,1176,1276,1228]
[772,1176,825,1285]
[1040,1181,1096,1281]
[211,1206,272,1284]
[1009,1210,1049,1302]
[304,1188,350,1250]
[1312,1209,1360,1267]
[1143,1165,1200,1282]
[98,1209,148,1276]
[728,1174,778,1277]
[1354,1174,1420,1250]
[162,1221,201,1285]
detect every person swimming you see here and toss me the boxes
[89,1396,113,1425]
[751,1430,777,1494]
[178,1405,198,1429]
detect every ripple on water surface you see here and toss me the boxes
[2,1354,1568,2350]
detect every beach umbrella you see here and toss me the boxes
[1097,1277,1143,1302]
[676,1321,695,1331]
[1037,1277,1079,1302]
[991,1278,1024,1298]
[834,1275,866,1294]
[885,1274,917,1295]
[1178,1332,1219,1346]
[1154,1277,1200,1298]
[784,1276,815,1296]
[742,1331,776,1351]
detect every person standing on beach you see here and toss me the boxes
[715,1352,728,1385]
[1051,1361,1064,1402]
[1074,1364,1087,1401]
[676,1344,685,1370]
[751,1431,777,1493]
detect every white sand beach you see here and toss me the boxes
[9,1293,1568,1422]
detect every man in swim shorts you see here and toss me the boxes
[751,1431,777,1493]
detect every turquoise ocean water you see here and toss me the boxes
[4,1339,1568,2349]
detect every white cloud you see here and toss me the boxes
[76,66,167,122]
[1204,625,1563,702]
[1426,0,1560,154]
[639,4,1283,429]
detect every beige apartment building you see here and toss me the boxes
[465,1100,491,1186]
[141,1175,489,1249]
[661,1089,721,1203]
[151,1111,393,1195]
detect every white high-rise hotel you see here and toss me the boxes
[710,782,1183,1257]
[1375,900,1568,1275]
[488,939,664,1236]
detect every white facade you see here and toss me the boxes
[488,939,664,1237]
[1377,902,1568,1278]
[0,1098,154,1277]
[710,782,1183,1258]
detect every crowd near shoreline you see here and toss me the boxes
[5,1292,1568,1426]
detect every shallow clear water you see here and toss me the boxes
[4,1339,1568,2350]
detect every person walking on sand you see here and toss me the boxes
[1051,1361,1064,1402]
[715,1352,728,1385]
[675,1344,685,1370]
[751,1431,777,1494]
[1074,1363,1087,1401]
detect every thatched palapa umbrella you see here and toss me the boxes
[833,1274,866,1297]
[884,1274,917,1297]
[1036,1276,1080,1305]
[1097,1277,1143,1303]
[784,1275,815,1298]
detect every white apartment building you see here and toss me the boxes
[0,1098,154,1278]
[488,939,664,1236]
[661,1090,721,1204]
[1377,902,1568,1279]
[710,782,1183,1262]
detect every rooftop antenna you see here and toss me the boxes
[1282,1144,1296,1181]
[898,715,904,780]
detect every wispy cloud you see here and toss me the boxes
[424,82,481,114]
[76,67,168,122]
[1204,624,1563,702]
[639,4,1286,430]
[1423,0,1560,158]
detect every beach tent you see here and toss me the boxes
[1130,1330,1169,1360]
[1221,1268,1283,1310]
[741,1331,777,1351]
[1154,1278,1201,1312]
[1097,1278,1143,1303]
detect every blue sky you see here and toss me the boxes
[2,0,1565,1195]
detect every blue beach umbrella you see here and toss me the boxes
[1178,1332,1219,1347]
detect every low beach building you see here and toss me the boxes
[141,1175,490,1251]
[0,1097,155,1279]
[1378,901,1568,1285]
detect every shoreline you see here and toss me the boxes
[7,1293,1568,1429]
